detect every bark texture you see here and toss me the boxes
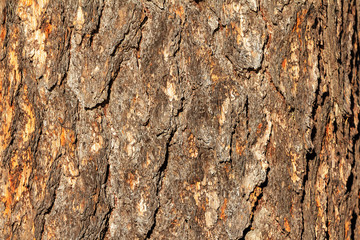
[0,0,360,239]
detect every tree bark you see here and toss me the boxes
[0,0,359,239]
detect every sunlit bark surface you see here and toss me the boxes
[0,0,359,239]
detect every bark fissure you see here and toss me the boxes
[145,128,176,239]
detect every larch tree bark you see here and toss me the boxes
[0,0,359,239]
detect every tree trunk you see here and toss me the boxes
[0,0,359,239]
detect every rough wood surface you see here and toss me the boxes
[0,0,359,239]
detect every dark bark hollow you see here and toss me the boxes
[0,0,359,239]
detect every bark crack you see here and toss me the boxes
[145,128,176,239]
[240,170,269,240]
[88,1,105,47]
